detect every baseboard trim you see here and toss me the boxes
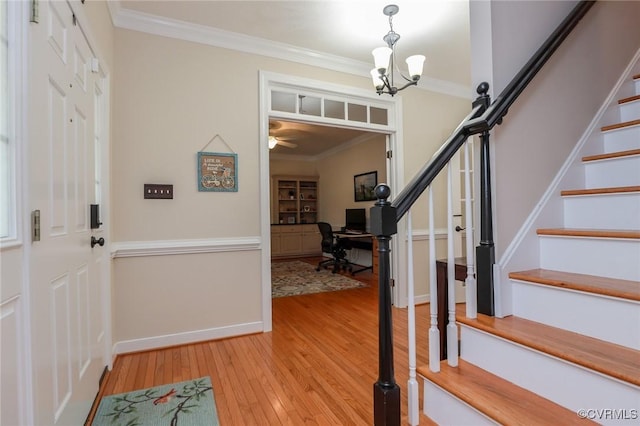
[113,321,264,355]
[110,237,261,258]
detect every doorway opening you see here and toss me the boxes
[259,72,407,332]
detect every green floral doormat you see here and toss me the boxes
[92,377,219,426]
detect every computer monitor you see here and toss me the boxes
[345,208,366,232]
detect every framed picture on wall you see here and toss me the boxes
[354,171,377,202]
[197,152,238,192]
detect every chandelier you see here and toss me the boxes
[370,4,425,96]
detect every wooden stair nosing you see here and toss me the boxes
[509,268,640,302]
[560,185,640,197]
[418,360,598,425]
[619,94,640,104]
[536,228,640,239]
[456,313,640,387]
[601,118,640,132]
[582,148,640,162]
[633,73,640,80]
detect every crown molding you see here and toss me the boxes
[108,1,472,99]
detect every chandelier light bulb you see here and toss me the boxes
[372,47,392,75]
[406,55,426,80]
[370,68,384,89]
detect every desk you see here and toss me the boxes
[435,257,467,360]
[334,233,374,276]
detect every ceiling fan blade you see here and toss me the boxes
[278,140,298,148]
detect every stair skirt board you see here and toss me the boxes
[584,157,640,187]
[539,236,640,281]
[423,380,497,426]
[603,125,640,153]
[459,325,640,417]
[563,193,640,229]
[511,279,640,349]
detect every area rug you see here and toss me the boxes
[272,260,366,298]
[91,376,219,426]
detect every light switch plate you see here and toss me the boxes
[144,184,173,199]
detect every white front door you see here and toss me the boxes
[28,1,107,423]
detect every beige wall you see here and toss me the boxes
[113,251,261,345]
[111,25,472,347]
[316,135,387,228]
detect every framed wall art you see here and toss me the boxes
[354,171,377,202]
[197,152,238,192]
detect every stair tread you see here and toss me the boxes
[418,359,597,425]
[456,312,640,387]
[537,228,640,239]
[561,185,640,196]
[634,73,640,80]
[619,94,640,104]
[582,148,640,162]
[601,118,640,132]
[509,268,640,302]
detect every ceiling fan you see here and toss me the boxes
[268,121,300,149]
[268,135,298,149]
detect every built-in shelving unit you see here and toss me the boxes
[272,175,318,225]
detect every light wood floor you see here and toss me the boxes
[89,257,434,425]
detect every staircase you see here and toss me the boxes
[418,73,640,425]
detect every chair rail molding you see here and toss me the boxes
[110,237,261,258]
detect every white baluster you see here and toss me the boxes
[428,187,440,372]
[464,141,477,319]
[447,164,459,367]
[406,212,419,425]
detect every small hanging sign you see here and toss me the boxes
[197,152,238,192]
[197,134,238,192]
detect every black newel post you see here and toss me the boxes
[370,184,400,426]
[474,83,495,316]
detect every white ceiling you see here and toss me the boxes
[115,1,472,156]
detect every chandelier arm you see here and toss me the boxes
[390,47,412,83]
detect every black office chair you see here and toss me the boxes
[316,222,352,274]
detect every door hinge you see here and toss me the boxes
[31,210,41,242]
[386,150,392,159]
[390,278,395,287]
[72,13,77,26]
[30,0,39,23]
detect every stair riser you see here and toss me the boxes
[563,193,640,229]
[511,280,640,349]
[460,326,640,423]
[603,126,639,153]
[423,381,497,426]
[539,236,640,281]
[584,156,640,187]
[619,99,640,122]
[635,79,640,95]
